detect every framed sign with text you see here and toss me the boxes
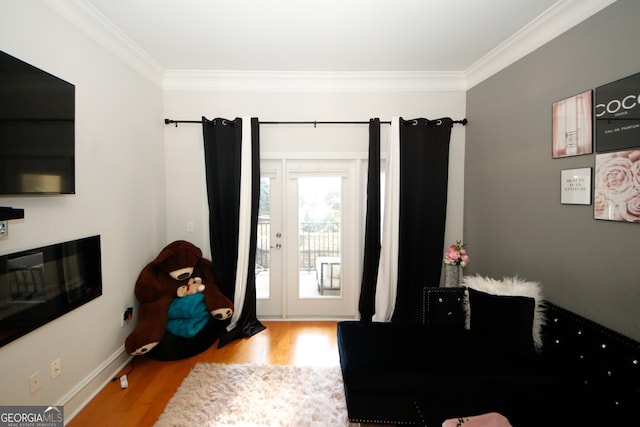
[595,72,640,152]
[561,168,592,205]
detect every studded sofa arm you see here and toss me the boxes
[541,301,640,421]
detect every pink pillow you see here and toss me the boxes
[442,412,512,427]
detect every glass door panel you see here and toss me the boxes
[256,161,282,317]
[297,176,341,298]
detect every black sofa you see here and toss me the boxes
[337,286,640,426]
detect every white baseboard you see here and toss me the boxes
[60,345,132,424]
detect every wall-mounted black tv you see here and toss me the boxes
[0,50,75,195]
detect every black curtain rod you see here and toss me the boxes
[164,118,467,127]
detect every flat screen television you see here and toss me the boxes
[0,50,75,195]
[0,235,102,347]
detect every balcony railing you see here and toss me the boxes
[255,221,340,271]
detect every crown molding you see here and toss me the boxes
[465,0,617,89]
[42,0,164,87]
[45,0,615,92]
[163,70,467,92]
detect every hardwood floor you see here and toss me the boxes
[68,321,343,427]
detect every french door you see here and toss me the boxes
[256,159,357,318]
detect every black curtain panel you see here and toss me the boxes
[202,117,265,348]
[393,117,453,323]
[361,117,454,323]
[358,118,381,321]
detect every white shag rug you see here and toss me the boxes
[154,363,349,427]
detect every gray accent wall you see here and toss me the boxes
[465,0,640,341]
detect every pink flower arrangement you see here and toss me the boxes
[444,240,470,267]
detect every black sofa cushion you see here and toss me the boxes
[467,287,536,357]
[337,320,562,425]
[338,321,556,389]
[338,322,469,393]
[462,275,545,351]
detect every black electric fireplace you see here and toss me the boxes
[0,235,102,347]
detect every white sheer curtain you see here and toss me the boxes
[373,117,400,322]
[227,117,252,332]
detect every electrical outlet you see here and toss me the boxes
[29,371,41,394]
[50,359,61,379]
[121,307,133,327]
[0,221,7,237]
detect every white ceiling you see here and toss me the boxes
[54,0,615,88]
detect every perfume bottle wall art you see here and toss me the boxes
[552,90,593,158]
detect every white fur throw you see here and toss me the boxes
[462,274,546,351]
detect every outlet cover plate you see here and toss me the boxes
[29,371,41,394]
[50,359,61,379]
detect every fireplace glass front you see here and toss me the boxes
[0,235,102,347]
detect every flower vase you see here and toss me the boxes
[443,264,462,288]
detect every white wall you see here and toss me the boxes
[163,87,467,275]
[0,0,166,417]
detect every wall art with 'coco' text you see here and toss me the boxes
[594,149,640,223]
[595,72,640,153]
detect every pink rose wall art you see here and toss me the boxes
[594,149,640,222]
